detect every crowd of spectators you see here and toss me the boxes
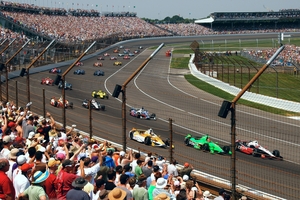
[245,44,300,66]
[0,100,247,200]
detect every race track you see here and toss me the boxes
[8,33,300,199]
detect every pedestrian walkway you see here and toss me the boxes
[189,55,300,114]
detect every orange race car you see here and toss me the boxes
[93,62,103,67]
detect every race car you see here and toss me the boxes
[113,61,122,66]
[134,50,140,54]
[235,140,283,160]
[58,80,72,90]
[110,56,117,60]
[50,97,73,109]
[104,53,110,57]
[123,55,130,60]
[97,56,104,60]
[74,69,85,75]
[41,77,54,85]
[113,49,119,53]
[94,70,105,76]
[184,134,231,155]
[91,90,109,99]
[93,62,103,67]
[76,62,83,66]
[128,53,135,57]
[82,99,105,110]
[129,107,156,120]
[118,53,124,57]
[49,67,62,74]
[129,128,172,148]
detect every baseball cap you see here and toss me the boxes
[119,151,125,157]
[219,188,226,195]
[56,152,66,160]
[3,135,12,143]
[21,163,34,172]
[184,162,189,167]
[17,155,27,165]
[48,158,60,167]
[28,131,35,139]
[62,159,74,168]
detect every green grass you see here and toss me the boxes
[170,45,300,116]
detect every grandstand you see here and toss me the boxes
[195,10,300,31]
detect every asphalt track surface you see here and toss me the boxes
[7,33,300,199]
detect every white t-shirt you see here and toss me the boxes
[93,190,100,200]
[130,160,138,173]
[6,160,15,181]
[167,164,178,177]
[77,163,100,185]
[13,173,30,197]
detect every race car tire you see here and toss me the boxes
[273,150,280,157]
[144,136,151,145]
[101,105,105,111]
[184,138,190,146]
[235,143,239,151]
[202,143,210,151]
[93,94,98,98]
[69,102,73,109]
[164,138,170,147]
[54,101,58,107]
[223,146,230,154]
[129,131,134,140]
[106,95,109,99]
[252,148,260,157]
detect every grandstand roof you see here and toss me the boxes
[194,17,214,24]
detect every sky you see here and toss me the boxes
[12,0,300,20]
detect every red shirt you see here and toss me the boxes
[56,169,78,200]
[44,173,57,199]
[0,171,15,199]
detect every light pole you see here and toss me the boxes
[58,41,96,129]
[20,39,55,104]
[112,43,164,151]
[218,45,285,200]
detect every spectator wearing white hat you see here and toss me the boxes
[152,177,175,199]
[203,190,213,200]
[7,148,19,180]
[26,131,36,147]
[12,154,27,181]
[118,149,133,167]
[0,135,12,159]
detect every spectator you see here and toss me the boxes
[180,162,193,178]
[152,177,174,199]
[13,154,27,180]
[44,157,60,199]
[7,148,19,180]
[55,159,84,200]
[22,115,34,139]
[13,163,33,197]
[124,164,135,178]
[117,174,133,200]
[130,152,141,173]
[134,159,144,178]
[66,177,90,200]
[142,160,154,178]
[93,178,106,200]
[214,188,227,200]
[167,159,178,178]
[0,158,15,199]
[127,176,137,194]
[147,165,160,189]
[104,169,116,190]
[18,170,50,199]
[104,150,115,169]
[133,174,148,200]
[203,190,213,200]
[115,165,123,185]
[108,187,127,200]
[118,149,133,167]
[0,135,12,159]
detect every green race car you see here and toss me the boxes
[91,90,109,99]
[184,134,231,155]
